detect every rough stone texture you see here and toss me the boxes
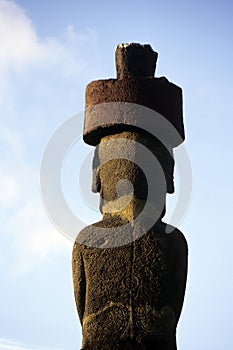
[84,77,184,147]
[115,43,158,79]
[92,131,175,195]
[97,132,168,220]
[72,43,188,350]
[73,219,188,350]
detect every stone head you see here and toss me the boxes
[92,130,174,222]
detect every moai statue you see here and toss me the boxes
[72,43,188,350]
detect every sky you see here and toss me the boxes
[0,0,233,349]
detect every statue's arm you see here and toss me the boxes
[72,242,86,325]
[173,231,188,325]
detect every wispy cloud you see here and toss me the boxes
[0,0,100,107]
[0,0,98,274]
[0,122,72,274]
[8,197,72,275]
[0,338,62,350]
[0,0,100,75]
[0,0,42,71]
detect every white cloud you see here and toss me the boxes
[0,127,25,212]
[0,174,20,202]
[0,0,100,273]
[0,126,24,158]
[0,0,100,106]
[0,0,41,72]
[0,124,72,274]
[0,0,40,104]
[9,197,73,275]
[0,0,99,73]
[0,338,62,350]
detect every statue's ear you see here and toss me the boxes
[92,146,101,193]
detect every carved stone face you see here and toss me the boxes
[92,131,173,221]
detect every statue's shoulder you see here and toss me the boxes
[74,216,134,249]
[73,220,108,251]
[161,222,188,254]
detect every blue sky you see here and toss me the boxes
[0,0,233,349]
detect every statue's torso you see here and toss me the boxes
[73,219,187,349]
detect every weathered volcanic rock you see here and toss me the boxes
[72,43,188,350]
[115,43,158,79]
[84,77,184,147]
[73,219,188,349]
[92,131,175,195]
[83,43,184,148]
